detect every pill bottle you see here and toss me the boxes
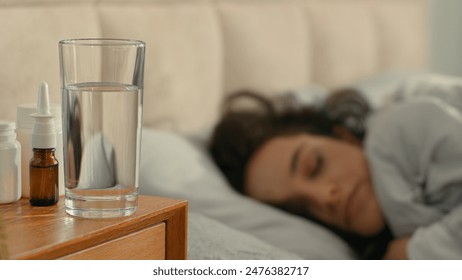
[0,120,21,204]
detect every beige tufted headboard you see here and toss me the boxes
[0,0,428,133]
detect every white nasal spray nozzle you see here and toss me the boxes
[31,81,57,149]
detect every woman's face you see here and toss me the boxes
[245,133,385,236]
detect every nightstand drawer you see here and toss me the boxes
[61,223,166,260]
[2,196,187,260]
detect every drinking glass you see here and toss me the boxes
[59,38,145,218]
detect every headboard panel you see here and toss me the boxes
[0,0,428,133]
[220,0,428,94]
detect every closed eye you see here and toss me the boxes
[290,143,305,176]
[309,149,324,179]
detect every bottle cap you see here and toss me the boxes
[31,81,57,149]
[0,120,16,142]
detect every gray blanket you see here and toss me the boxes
[365,74,462,259]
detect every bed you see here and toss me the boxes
[0,0,429,259]
[138,70,436,260]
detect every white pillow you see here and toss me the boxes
[139,128,355,259]
[272,71,428,112]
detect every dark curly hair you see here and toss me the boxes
[208,88,392,259]
[209,88,369,195]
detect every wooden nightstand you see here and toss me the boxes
[0,195,187,260]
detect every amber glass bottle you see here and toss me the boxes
[29,81,59,206]
[29,148,58,206]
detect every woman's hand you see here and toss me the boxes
[383,236,410,259]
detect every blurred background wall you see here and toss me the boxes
[430,0,462,76]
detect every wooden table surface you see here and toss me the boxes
[0,195,188,260]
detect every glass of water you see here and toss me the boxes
[59,39,145,218]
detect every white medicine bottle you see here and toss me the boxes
[0,120,21,204]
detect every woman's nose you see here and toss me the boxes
[320,183,342,212]
[303,182,341,213]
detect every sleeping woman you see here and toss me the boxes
[208,79,462,260]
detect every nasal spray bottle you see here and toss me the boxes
[29,81,59,206]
